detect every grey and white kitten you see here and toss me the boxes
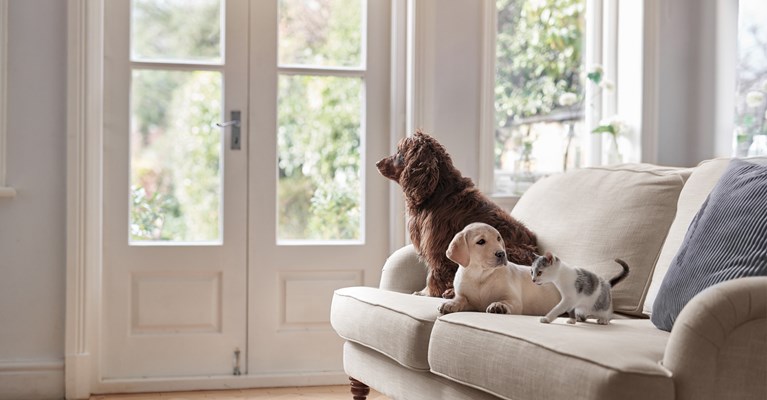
[531,252,629,325]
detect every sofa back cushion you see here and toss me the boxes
[643,157,767,316]
[511,164,690,316]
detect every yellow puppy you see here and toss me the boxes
[438,222,560,315]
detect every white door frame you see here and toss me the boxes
[65,0,409,398]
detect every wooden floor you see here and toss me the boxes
[90,385,390,400]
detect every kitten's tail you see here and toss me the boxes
[610,259,630,287]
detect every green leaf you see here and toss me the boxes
[591,125,615,134]
[587,71,602,85]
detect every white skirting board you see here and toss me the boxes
[0,360,64,400]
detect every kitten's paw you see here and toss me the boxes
[442,288,455,299]
[567,318,576,324]
[577,315,587,322]
[539,317,551,324]
[486,302,511,314]
[597,319,610,325]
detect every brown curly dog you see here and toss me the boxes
[376,130,538,298]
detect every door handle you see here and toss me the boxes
[216,111,241,150]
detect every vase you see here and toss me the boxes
[512,149,536,195]
[606,135,623,165]
[747,135,767,157]
[562,123,581,171]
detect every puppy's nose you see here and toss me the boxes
[495,251,506,259]
[375,159,384,168]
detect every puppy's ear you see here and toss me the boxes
[400,140,439,205]
[446,230,470,267]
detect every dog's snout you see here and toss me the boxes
[495,251,506,259]
[375,159,384,168]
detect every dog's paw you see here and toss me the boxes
[412,290,427,296]
[486,302,511,314]
[539,316,551,324]
[441,288,455,299]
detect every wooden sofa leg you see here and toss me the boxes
[349,377,370,400]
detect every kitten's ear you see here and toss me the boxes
[446,230,470,267]
[544,251,554,262]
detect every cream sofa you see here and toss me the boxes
[330,158,767,400]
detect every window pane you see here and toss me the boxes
[130,70,223,242]
[277,75,363,242]
[278,0,363,67]
[494,0,586,195]
[131,0,222,63]
[734,0,767,157]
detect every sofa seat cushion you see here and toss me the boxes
[331,287,444,370]
[429,313,673,400]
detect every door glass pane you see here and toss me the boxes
[277,75,363,243]
[278,0,363,67]
[130,69,223,243]
[131,0,223,63]
[494,0,587,195]
[734,0,767,156]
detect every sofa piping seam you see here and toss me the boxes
[334,290,441,324]
[434,319,672,377]
[340,336,431,372]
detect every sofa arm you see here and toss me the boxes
[379,244,429,294]
[663,276,767,400]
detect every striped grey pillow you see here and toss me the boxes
[651,158,767,331]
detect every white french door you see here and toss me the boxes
[103,0,249,379]
[102,0,389,385]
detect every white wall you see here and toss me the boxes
[0,1,67,399]
[655,0,734,167]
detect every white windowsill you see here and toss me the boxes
[0,186,16,198]
[489,194,521,212]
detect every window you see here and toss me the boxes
[129,0,225,242]
[489,0,631,196]
[734,0,767,157]
[276,0,366,243]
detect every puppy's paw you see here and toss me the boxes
[539,316,551,324]
[412,290,427,296]
[438,301,456,315]
[486,302,511,314]
[441,288,455,299]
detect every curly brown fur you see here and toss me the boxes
[376,130,538,297]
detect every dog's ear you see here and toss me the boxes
[400,137,439,205]
[446,230,470,267]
